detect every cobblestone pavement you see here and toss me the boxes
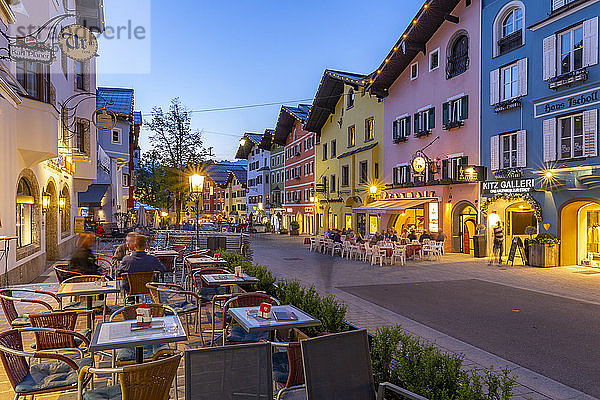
[252,234,600,400]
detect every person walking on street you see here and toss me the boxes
[491,221,504,265]
[69,233,99,275]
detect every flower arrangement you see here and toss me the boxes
[530,232,560,245]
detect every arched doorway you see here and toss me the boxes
[452,201,477,254]
[296,212,303,234]
[44,181,59,261]
[559,199,600,266]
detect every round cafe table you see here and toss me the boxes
[304,237,311,245]
[380,247,394,257]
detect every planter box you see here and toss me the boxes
[529,243,559,267]
[290,230,300,236]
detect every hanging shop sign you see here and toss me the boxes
[9,41,54,64]
[457,165,486,183]
[412,156,427,175]
[482,178,535,195]
[534,85,600,118]
[58,24,98,62]
[92,107,117,130]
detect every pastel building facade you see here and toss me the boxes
[367,0,481,253]
[236,132,270,224]
[306,71,384,236]
[273,104,316,233]
[481,0,600,265]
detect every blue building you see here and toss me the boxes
[481,0,599,266]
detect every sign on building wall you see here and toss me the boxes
[58,24,98,62]
[534,86,600,118]
[482,178,535,195]
[9,42,54,64]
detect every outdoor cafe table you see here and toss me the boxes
[89,315,187,364]
[56,280,120,328]
[186,257,228,268]
[406,244,423,259]
[201,273,258,286]
[228,304,321,339]
[153,250,179,257]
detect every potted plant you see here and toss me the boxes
[524,226,537,265]
[280,228,289,235]
[290,220,300,236]
[528,232,559,267]
[473,224,487,258]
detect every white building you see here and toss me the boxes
[0,0,102,284]
[236,132,270,224]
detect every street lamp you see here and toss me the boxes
[42,192,50,212]
[189,173,205,251]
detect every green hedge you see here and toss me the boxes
[371,326,516,400]
[216,250,347,334]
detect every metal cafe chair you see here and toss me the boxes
[0,288,59,328]
[78,350,182,400]
[276,329,429,400]
[185,342,273,400]
[221,292,280,346]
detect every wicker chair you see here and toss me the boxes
[53,262,82,283]
[78,351,182,400]
[0,288,58,328]
[29,311,92,354]
[182,251,211,288]
[109,303,177,366]
[222,293,280,346]
[124,271,157,303]
[60,275,109,323]
[0,328,92,400]
[146,282,201,340]
[272,342,304,393]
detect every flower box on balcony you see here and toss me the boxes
[548,68,588,89]
[442,120,464,130]
[494,97,522,113]
[414,130,431,138]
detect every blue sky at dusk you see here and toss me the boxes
[98,1,422,160]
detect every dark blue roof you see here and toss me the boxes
[133,111,142,125]
[283,104,311,122]
[337,142,378,159]
[97,87,134,115]
[245,133,263,145]
[205,162,247,185]
[325,70,366,84]
[230,168,247,185]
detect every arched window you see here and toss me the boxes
[494,2,525,56]
[346,88,355,109]
[16,178,34,247]
[447,34,469,79]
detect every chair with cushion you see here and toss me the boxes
[53,262,82,283]
[78,351,182,400]
[146,282,201,340]
[0,328,92,400]
[124,271,157,303]
[272,342,304,393]
[109,303,177,366]
[59,275,109,322]
[29,311,92,354]
[222,293,280,346]
[0,288,58,328]
[184,342,272,400]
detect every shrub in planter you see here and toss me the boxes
[280,228,289,235]
[529,233,560,267]
[289,221,300,236]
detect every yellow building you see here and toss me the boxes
[304,70,384,236]
[224,169,247,223]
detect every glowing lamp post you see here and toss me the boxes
[189,174,205,251]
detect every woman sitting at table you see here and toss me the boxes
[69,233,99,275]
[355,231,365,244]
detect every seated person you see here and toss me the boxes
[332,229,342,243]
[390,230,399,242]
[407,230,418,242]
[419,230,432,243]
[436,231,447,243]
[356,231,365,244]
[117,235,166,293]
[69,233,99,275]
[112,232,137,267]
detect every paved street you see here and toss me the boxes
[252,234,600,400]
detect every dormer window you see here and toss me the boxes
[347,88,355,109]
[494,2,525,57]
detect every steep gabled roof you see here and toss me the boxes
[259,129,274,151]
[226,167,248,187]
[303,70,368,134]
[236,132,264,159]
[96,87,134,116]
[204,161,247,186]
[273,104,311,145]
[367,0,462,97]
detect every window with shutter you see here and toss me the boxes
[428,108,435,130]
[460,95,469,120]
[583,109,598,157]
[517,58,528,96]
[442,102,450,125]
[552,0,565,11]
[442,159,449,180]
[490,135,500,170]
[543,35,556,81]
[583,17,599,68]
[543,118,557,162]
[414,113,420,133]
[517,130,527,167]
[490,69,500,105]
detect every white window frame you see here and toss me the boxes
[501,7,523,38]
[492,1,525,57]
[111,128,122,145]
[123,173,130,188]
[429,48,440,71]
[500,132,519,169]
[558,24,584,75]
[397,116,410,139]
[501,62,519,101]
[410,62,418,80]
[558,113,584,160]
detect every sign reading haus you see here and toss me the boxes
[482,178,535,195]
[534,86,600,118]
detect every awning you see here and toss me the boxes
[353,199,434,214]
[78,184,109,207]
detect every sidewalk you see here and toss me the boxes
[252,234,600,400]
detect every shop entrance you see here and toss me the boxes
[560,200,600,266]
[357,213,366,237]
[459,209,477,254]
[505,202,536,256]
[391,206,425,236]
[45,181,58,261]
[296,213,303,234]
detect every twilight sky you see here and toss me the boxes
[97,0,422,160]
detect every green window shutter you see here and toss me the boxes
[428,107,435,130]
[414,113,420,133]
[460,156,469,166]
[442,102,450,125]
[392,120,398,138]
[442,159,449,180]
[406,116,411,135]
[460,95,469,120]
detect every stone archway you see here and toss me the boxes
[16,169,42,261]
[451,200,478,253]
[559,198,600,266]
[44,180,59,261]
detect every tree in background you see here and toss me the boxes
[141,98,210,224]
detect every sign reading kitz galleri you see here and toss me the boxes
[534,86,600,118]
[481,178,535,195]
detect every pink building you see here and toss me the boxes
[367,0,481,254]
